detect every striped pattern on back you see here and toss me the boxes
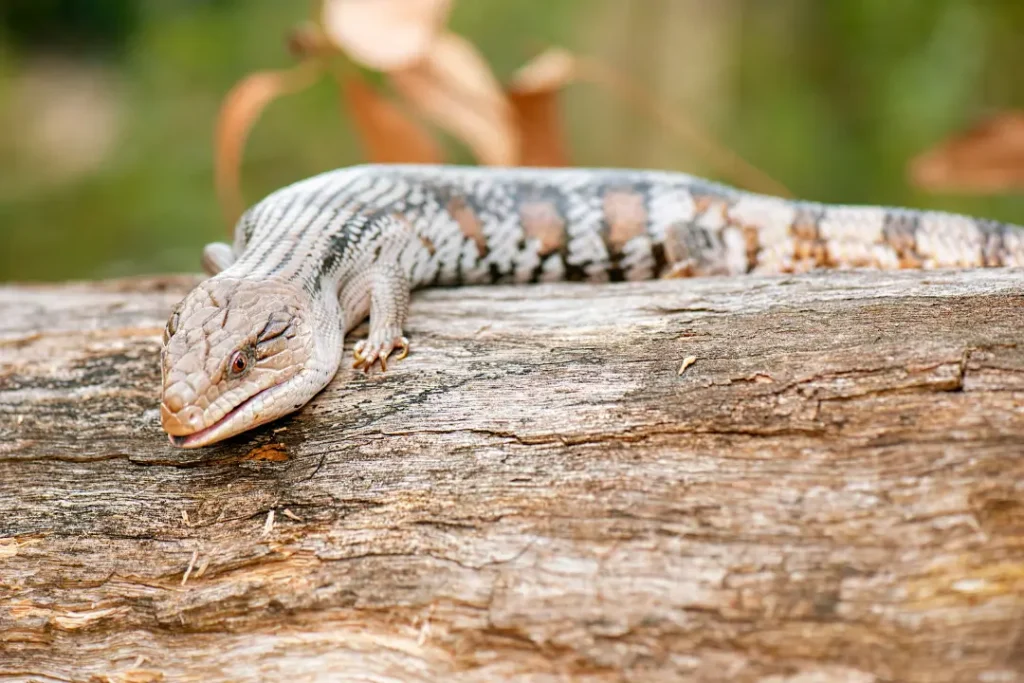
[224,164,1024,296]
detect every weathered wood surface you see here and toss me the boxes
[1,270,1023,683]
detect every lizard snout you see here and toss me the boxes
[161,396,206,436]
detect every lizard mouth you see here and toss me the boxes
[166,385,277,449]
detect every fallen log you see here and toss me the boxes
[1,269,1022,682]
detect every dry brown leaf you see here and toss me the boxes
[322,0,452,71]
[390,32,519,166]
[507,48,577,167]
[509,47,577,95]
[342,74,443,164]
[214,63,320,228]
[507,91,570,167]
[909,111,1024,194]
[287,21,334,59]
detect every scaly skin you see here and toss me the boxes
[160,164,1024,447]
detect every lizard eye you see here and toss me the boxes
[163,312,180,345]
[229,350,249,377]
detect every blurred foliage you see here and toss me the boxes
[0,0,140,56]
[0,0,1022,282]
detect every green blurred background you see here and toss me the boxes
[1,0,1022,282]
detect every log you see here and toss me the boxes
[1,269,1023,682]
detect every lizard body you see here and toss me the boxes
[160,164,1024,447]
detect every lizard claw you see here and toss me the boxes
[352,332,410,374]
[395,337,410,361]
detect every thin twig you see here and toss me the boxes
[575,57,792,198]
[181,550,199,586]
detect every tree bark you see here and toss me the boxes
[1,270,1023,682]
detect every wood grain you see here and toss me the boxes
[1,270,1023,682]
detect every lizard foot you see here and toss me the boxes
[352,330,410,373]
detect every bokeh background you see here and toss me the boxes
[1,0,1022,282]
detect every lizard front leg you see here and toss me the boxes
[348,263,411,373]
[202,242,236,276]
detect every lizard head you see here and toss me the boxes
[159,278,339,448]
